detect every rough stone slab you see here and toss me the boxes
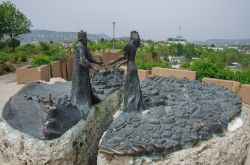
[97,104,250,165]
[0,88,123,165]
[2,69,124,140]
[99,76,242,156]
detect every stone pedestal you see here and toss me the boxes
[0,89,123,165]
[97,104,250,165]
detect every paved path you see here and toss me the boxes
[0,73,249,164]
[0,73,24,111]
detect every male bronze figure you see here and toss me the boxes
[71,30,103,113]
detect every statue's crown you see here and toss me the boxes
[77,30,87,38]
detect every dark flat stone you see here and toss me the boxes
[100,76,242,156]
[2,69,124,140]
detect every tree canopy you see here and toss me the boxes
[0,1,32,51]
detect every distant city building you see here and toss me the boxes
[227,46,240,51]
[229,62,241,69]
[167,26,188,45]
[168,56,185,64]
[167,38,187,45]
[208,47,224,51]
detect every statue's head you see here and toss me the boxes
[78,30,87,45]
[130,31,140,48]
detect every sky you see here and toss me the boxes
[2,0,250,41]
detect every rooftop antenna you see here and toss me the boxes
[112,22,116,50]
[177,25,183,40]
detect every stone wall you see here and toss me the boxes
[101,52,120,67]
[50,61,62,78]
[17,57,74,84]
[60,60,67,80]
[202,77,241,93]
[0,88,123,165]
[151,67,197,80]
[138,69,151,80]
[16,65,50,84]
[240,84,250,105]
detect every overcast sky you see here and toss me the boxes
[2,0,250,40]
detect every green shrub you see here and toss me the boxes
[233,70,250,84]
[0,60,15,75]
[180,60,191,69]
[0,40,5,49]
[0,50,27,64]
[0,51,9,61]
[31,55,52,68]
[215,69,234,80]
[135,50,170,70]
[190,59,250,83]
[190,60,220,80]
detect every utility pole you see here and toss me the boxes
[112,21,116,50]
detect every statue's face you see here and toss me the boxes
[130,31,141,48]
[78,31,87,45]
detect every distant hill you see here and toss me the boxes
[191,38,250,46]
[20,30,111,43]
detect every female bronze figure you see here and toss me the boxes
[109,31,144,112]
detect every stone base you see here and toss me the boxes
[0,89,123,165]
[97,104,250,165]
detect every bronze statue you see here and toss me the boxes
[71,30,103,113]
[109,31,144,112]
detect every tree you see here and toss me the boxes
[6,38,20,49]
[0,1,32,52]
[183,43,195,61]
[176,43,183,56]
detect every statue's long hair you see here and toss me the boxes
[130,31,141,48]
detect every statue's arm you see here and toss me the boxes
[118,59,127,67]
[108,45,128,65]
[86,49,103,65]
[78,46,91,68]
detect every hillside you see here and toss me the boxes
[192,38,250,46]
[20,30,111,43]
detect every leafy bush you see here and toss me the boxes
[31,55,52,68]
[180,60,191,69]
[0,60,15,75]
[190,60,221,80]
[0,50,27,63]
[0,40,5,49]
[215,69,234,80]
[135,49,170,70]
[233,70,250,84]
[38,42,67,57]
[190,60,250,83]
[136,60,170,70]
